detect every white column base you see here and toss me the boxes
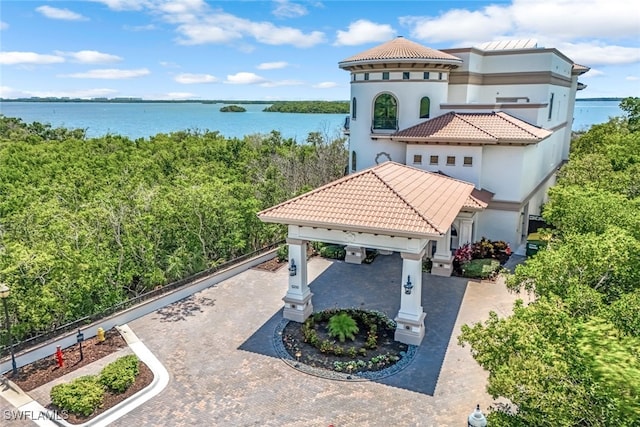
[394,312,426,345]
[282,293,314,323]
[344,245,365,264]
[431,254,454,277]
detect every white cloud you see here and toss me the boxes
[400,0,639,45]
[272,0,308,18]
[175,73,218,84]
[557,42,640,66]
[582,69,605,78]
[313,82,338,89]
[56,50,123,64]
[124,24,157,31]
[257,61,289,70]
[176,12,326,47]
[334,20,396,46]
[165,92,196,99]
[0,51,64,65]
[36,5,88,21]
[0,86,118,99]
[260,79,304,87]
[90,0,151,11]
[160,61,180,68]
[0,21,8,30]
[60,68,150,79]
[626,76,639,81]
[225,72,266,85]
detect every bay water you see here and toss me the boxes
[0,99,624,141]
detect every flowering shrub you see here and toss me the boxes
[454,243,473,263]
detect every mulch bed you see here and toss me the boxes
[4,327,154,424]
[6,328,127,392]
[46,361,154,425]
[282,312,408,373]
[253,256,286,272]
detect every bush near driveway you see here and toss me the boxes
[461,258,501,279]
[50,375,105,417]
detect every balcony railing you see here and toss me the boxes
[371,118,398,132]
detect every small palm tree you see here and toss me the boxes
[328,313,359,342]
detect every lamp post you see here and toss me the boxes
[468,404,487,427]
[0,283,18,376]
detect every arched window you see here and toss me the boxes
[351,151,357,171]
[420,97,430,119]
[351,97,357,120]
[373,93,397,130]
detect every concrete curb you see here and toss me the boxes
[1,324,169,427]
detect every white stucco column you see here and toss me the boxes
[395,250,426,346]
[431,229,454,277]
[459,218,474,246]
[282,238,313,322]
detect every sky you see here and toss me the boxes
[1,0,638,101]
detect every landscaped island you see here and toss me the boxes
[263,100,349,114]
[219,105,246,112]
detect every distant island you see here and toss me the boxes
[576,97,624,102]
[263,101,349,114]
[220,105,246,112]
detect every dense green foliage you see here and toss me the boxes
[50,375,105,416]
[50,355,141,416]
[219,105,246,112]
[99,354,139,393]
[0,116,347,341]
[459,97,640,426]
[327,313,359,342]
[263,101,349,114]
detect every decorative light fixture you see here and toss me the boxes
[0,283,18,376]
[404,275,413,294]
[467,404,487,427]
[288,259,297,276]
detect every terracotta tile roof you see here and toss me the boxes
[339,37,462,67]
[572,63,590,75]
[258,162,480,237]
[393,112,551,143]
[465,188,494,210]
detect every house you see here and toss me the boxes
[257,38,588,345]
[340,37,589,250]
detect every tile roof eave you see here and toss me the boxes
[339,57,462,69]
[391,136,498,144]
[256,216,444,238]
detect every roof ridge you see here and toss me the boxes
[453,112,499,139]
[494,112,544,138]
[372,163,445,234]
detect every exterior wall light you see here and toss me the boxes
[288,259,297,276]
[404,275,413,294]
[467,404,487,427]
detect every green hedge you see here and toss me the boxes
[50,375,104,417]
[319,245,346,260]
[461,258,501,279]
[99,354,140,393]
[49,354,141,416]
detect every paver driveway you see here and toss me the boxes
[110,253,524,427]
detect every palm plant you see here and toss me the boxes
[327,313,359,342]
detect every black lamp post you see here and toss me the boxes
[0,283,18,376]
[76,329,85,361]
